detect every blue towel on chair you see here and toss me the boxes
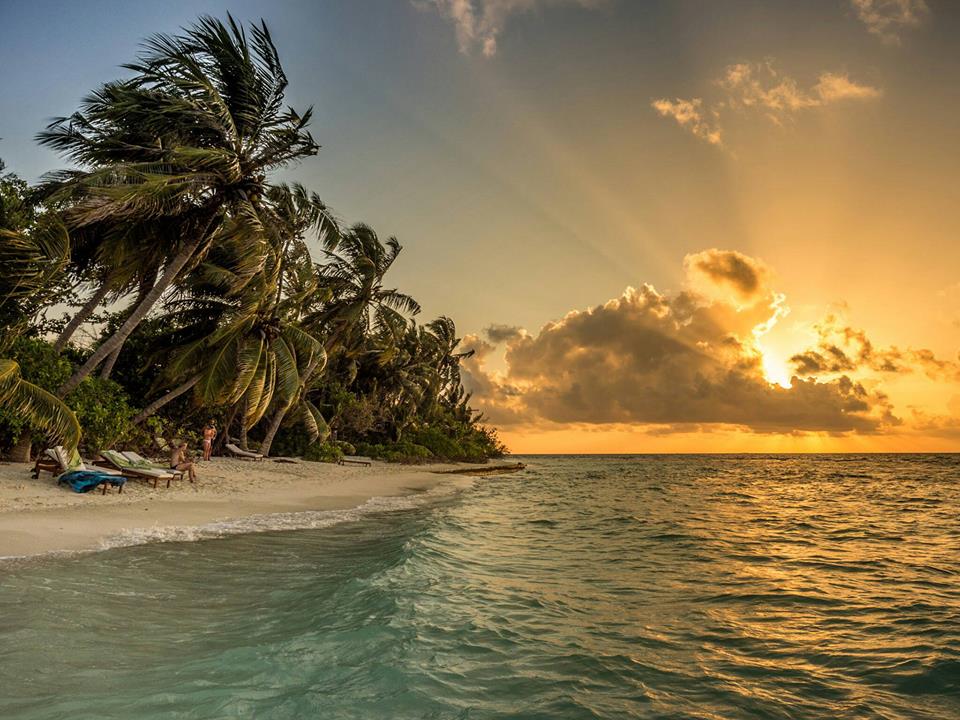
[58,470,126,493]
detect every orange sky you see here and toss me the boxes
[433,0,960,452]
[3,0,957,451]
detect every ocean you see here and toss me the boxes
[1,454,959,719]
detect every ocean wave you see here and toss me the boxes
[98,482,469,551]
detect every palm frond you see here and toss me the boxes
[300,399,330,443]
[0,360,81,450]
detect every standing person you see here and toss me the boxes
[202,422,217,461]
[170,441,197,483]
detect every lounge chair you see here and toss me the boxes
[98,449,177,489]
[225,443,264,461]
[33,446,125,479]
[32,446,126,494]
[31,448,61,478]
[338,456,373,467]
[122,451,186,483]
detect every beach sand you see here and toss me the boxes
[0,457,492,558]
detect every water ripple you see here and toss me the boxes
[2,454,960,718]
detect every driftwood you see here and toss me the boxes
[433,462,526,477]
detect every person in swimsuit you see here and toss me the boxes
[170,441,197,483]
[202,422,217,461]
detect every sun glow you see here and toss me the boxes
[760,345,793,389]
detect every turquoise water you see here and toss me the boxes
[2,455,960,719]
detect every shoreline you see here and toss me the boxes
[0,458,506,559]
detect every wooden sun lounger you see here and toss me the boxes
[226,443,264,461]
[31,449,60,479]
[98,450,177,489]
[122,451,186,483]
[33,447,125,494]
[338,456,372,466]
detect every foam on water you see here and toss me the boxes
[98,478,473,551]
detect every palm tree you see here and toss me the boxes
[39,15,320,396]
[53,217,171,353]
[129,187,332,431]
[421,316,474,407]
[310,224,421,350]
[253,183,338,455]
[0,214,81,455]
[257,225,420,455]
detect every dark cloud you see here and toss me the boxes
[684,249,770,303]
[484,324,525,344]
[464,281,894,434]
[790,315,956,379]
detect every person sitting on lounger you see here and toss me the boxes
[202,422,217,461]
[170,442,197,483]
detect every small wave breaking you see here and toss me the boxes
[98,482,469,552]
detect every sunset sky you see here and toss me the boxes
[2,0,959,452]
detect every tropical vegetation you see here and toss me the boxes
[0,15,505,465]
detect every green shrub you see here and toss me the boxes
[0,337,72,455]
[67,377,135,455]
[356,441,433,464]
[268,425,311,458]
[334,440,356,456]
[303,442,343,464]
[407,426,454,459]
[350,419,507,465]
[118,416,169,458]
[327,384,379,438]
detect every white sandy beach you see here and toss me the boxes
[0,457,490,558]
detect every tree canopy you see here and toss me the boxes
[0,15,504,465]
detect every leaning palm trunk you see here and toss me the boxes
[256,401,289,458]
[258,355,322,457]
[98,345,123,381]
[217,403,239,455]
[99,277,154,380]
[239,397,250,450]
[130,374,201,425]
[53,281,111,352]
[58,235,204,397]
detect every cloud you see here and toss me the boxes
[814,72,883,102]
[851,0,929,44]
[485,323,526,343]
[904,407,960,439]
[653,61,881,146]
[720,62,882,120]
[651,99,722,146]
[789,314,959,379]
[683,249,771,305]
[415,0,603,56]
[463,251,897,434]
[459,333,529,424]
